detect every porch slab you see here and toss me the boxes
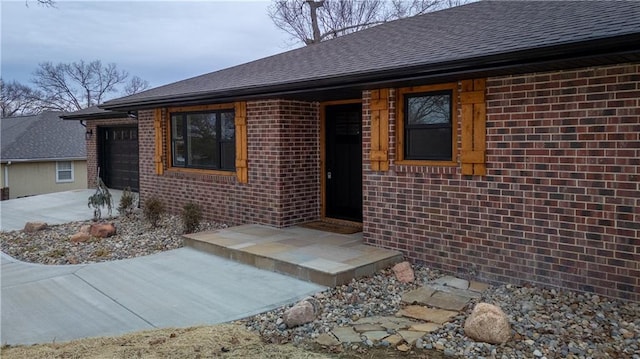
[184,224,403,287]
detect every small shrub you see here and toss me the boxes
[48,249,66,258]
[93,248,110,258]
[182,202,202,234]
[117,187,138,217]
[88,175,112,221]
[143,196,165,228]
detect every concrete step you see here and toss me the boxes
[183,224,403,287]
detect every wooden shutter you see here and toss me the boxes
[154,108,164,175]
[234,101,248,183]
[460,79,487,176]
[370,89,390,171]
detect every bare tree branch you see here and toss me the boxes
[269,0,470,45]
[124,76,150,96]
[25,0,55,7]
[31,60,131,112]
[0,79,44,117]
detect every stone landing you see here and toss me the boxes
[183,224,403,287]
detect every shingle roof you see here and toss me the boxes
[103,0,640,109]
[1,111,86,162]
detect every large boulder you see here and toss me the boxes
[283,297,320,328]
[90,223,116,238]
[70,232,91,243]
[24,221,47,233]
[464,303,511,344]
[392,261,415,283]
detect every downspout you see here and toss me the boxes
[4,161,10,188]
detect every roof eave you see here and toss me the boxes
[101,33,640,111]
[59,112,131,121]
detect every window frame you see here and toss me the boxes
[166,104,237,175]
[396,83,458,166]
[56,161,74,183]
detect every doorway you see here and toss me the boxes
[324,103,362,222]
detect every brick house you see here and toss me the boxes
[101,2,639,300]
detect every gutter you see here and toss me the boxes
[101,33,640,111]
[1,157,87,163]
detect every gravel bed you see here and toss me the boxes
[244,265,640,358]
[2,220,638,358]
[0,212,226,265]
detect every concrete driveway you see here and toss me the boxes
[1,248,324,345]
[0,189,124,232]
[0,190,325,345]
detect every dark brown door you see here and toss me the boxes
[99,126,139,191]
[325,103,362,222]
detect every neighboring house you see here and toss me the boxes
[100,2,638,300]
[60,106,138,191]
[0,111,87,199]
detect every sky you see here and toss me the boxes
[0,0,297,90]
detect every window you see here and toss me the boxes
[56,161,74,183]
[170,110,235,171]
[397,83,457,164]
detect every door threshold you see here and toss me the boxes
[321,217,363,229]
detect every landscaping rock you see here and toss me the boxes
[70,232,91,243]
[315,333,339,346]
[90,223,116,238]
[401,286,437,305]
[283,298,319,328]
[397,305,458,324]
[464,303,511,344]
[392,261,415,283]
[23,221,47,233]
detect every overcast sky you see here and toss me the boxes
[1,0,297,90]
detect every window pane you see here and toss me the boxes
[408,94,450,125]
[172,115,183,139]
[57,161,73,182]
[221,142,236,170]
[173,140,185,166]
[187,113,218,168]
[221,112,235,140]
[57,161,72,170]
[58,171,72,181]
[406,128,452,160]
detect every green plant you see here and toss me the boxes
[92,248,110,257]
[143,196,165,228]
[117,187,138,217]
[88,172,112,221]
[48,249,66,258]
[182,202,202,234]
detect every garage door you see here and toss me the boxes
[99,126,139,191]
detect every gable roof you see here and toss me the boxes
[1,111,86,162]
[103,0,640,110]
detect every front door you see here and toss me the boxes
[325,103,362,222]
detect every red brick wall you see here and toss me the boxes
[362,63,640,301]
[137,100,320,227]
[85,118,138,188]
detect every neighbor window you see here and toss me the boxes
[56,161,74,183]
[170,110,235,171]
[397,83,457,164]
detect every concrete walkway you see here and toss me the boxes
[1,248,325,345]
[0,189,124,232]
